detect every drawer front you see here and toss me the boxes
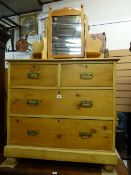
[10,89,58,115]
[10,64,57,87]
[9,117,113,151]
[10,89,113,117]
[61,63,113,87]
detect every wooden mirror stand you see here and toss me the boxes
[47,6,85,58]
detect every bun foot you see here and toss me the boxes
[103,164,115,172]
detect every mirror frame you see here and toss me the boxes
[47,6,85,58]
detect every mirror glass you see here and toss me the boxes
[52,15,82,55]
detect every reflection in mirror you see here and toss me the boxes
[52,16,82,55]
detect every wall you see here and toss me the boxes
[5,15,39,61]
[90,22,131,50]
[5,0,131,60]
[42,0,131,115]
[110,50,131,112]
[42,0,131,50]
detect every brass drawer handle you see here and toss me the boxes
[27,72,39,79]
[80,72,94,80]
[79,131,92,139]
[79,100,93,108]
[27,129,39,136]
[26,99,40,106]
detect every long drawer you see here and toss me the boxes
[9,117,113,150]
[10,89,113,117]
[10,63,58,87]
[61,63,113,87]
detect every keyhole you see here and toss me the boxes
[58,90,60,94]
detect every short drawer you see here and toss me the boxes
[10,63,58,87]
[10,89,58,115]
[61,63,113,87]
[9,117,113,151]
[10,89,113,117]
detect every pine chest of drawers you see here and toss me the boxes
[4,58,118,167]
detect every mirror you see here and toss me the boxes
[48,7,84,58]
[52,15,81,55]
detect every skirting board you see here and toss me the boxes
[4,145,118,165]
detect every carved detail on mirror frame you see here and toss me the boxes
[47,6,85,59]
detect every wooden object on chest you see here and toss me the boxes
[109,49,131,112]
[47,6,85,58]
[0,29,10,151]
[41,6,105,59]
[4,58,118,170]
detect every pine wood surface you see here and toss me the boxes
[5,59,118,166]
[10,63,58,87]
[47,7,85,58]
[61,63,113,87]
[9,89,113,117]
[4,145,117,165]
[10,62,113,87]
[6,58,119,62]
[9,117,113,150]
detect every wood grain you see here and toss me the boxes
[5,59,118,166]
[9,89,113,117]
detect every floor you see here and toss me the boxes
[0,150,129,175]
[123,159,131,175]
[116,145,131,174]
[116,112,131,174]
